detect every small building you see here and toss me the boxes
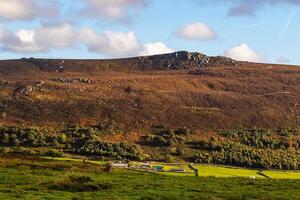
[141,163,151,169]
[111,162,129,168]
[153,166,164,171]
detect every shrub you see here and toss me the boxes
[76,140,142,160]
[13,147,36,155]
[193,142,300,170]
[124,86,132,93]
[12,139,20,146]
[0,147,10,154]
[58,134,67,143]
[143,129,185,147]
[165,154,175,163]
[10,134,17,140]
[52,139,59,147]
[50,175,113,192]
[45,149,63,157]
[1,133,10,144]
[176,147,186,156]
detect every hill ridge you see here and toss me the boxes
[0,51,241,76]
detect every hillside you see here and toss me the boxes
[1,51,300,169]
[0,51,300,130]
[0,51,239,75]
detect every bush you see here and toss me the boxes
[1,133,10,144]
[124,86,132,93]
[143,128,185,147]
[45,149,63,157]
[76,140,142,160]
[176,147,186,156]
[0,147,10,154]
[58,134,67,143]
[12,139,20,146]
[193,142,300,170]
[13,147,36,155]
[50,175,113,192]
[165,154,175,163]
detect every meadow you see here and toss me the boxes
[0,156,299,200]
[45,157,300,179]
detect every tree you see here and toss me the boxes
[165,154,175,163]
[58,134,67,143]
[2,133,10,144]
[13,139,20,146]
[10,134,17,140]
[176,147,185,156]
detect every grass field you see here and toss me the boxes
[194,165,263,178]
[44,157,300,179]
[1,156,299,200]
[0,164,299,200]
[263,171,300,179]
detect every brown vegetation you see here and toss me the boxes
[0,52,300,132]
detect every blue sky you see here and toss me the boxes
[0,0,299,64]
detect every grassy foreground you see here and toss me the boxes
[0,156,300,200]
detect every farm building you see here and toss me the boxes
[153,166,164,171]
[111,162,129,168]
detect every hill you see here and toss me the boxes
[0,51,239,75]
[1,51,300,169]
[0,51,299,130]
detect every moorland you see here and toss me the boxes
[0,51,300,199]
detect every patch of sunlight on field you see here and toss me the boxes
[195,165,264,178]
[33,94,61,101]
[264,171,300,179]
[43,157,107,165]
[162,164,189,171]
[160,172,195,176]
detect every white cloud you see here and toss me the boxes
[35,23,77,50]
[0,23,173,57]
[176,22,217,41]
[223,43,265,62]
[0,0,58,21]
[140,42,174,56]
[79,28,173,57]
[0,28,40,52]
[12,29,41,52]
[80,0,147,22]
[79,28,141,57]
[0,0,36,21]
[0,23,76,53]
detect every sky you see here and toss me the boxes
[0,0,299,64]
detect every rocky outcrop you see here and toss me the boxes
[51,77,93,84]
[14,85,33,96]
[136,51,240,70]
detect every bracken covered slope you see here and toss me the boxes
[0,51,300,131]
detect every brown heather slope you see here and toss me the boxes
[0,51,300,131]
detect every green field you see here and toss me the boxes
[263,171,300,179]
[1,156,300,200]
[194,165,263,178]
[0,165,299,200]
[155,164,300,179]
[44,157,300,179]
